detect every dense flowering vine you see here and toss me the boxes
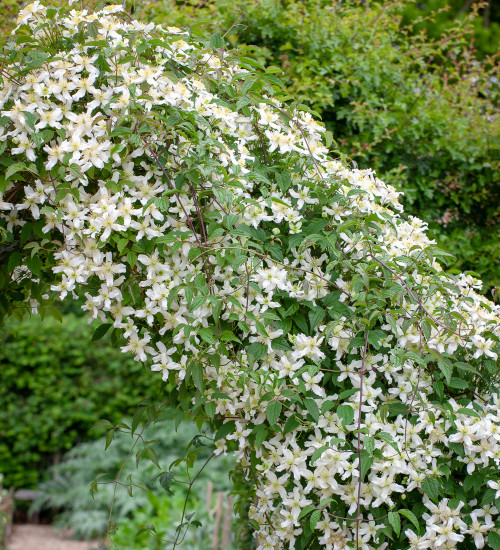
[1,2,500,549]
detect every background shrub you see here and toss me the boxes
[0,314,164,488]
[137,0,500,293]
[401,0,500,59]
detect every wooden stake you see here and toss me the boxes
[212,491,224,550]
[221,494,233,550]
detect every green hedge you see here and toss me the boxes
[138,0,500,293]
[0,314,164,488]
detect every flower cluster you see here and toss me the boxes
[1,3,500,549]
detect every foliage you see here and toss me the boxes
[0,314,164,488]
[0,3,499,550]
[137,0,500,293]
[401,0,500,59]
[31,420,235,542]
[111,491,235,550]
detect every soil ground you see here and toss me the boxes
[7,525,103,550]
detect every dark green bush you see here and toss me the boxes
[138,0,500,293]
[0,314,164,488]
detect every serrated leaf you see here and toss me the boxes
[266,401,282,426]
[438,358,453,384]
[204,401,216,419]
[308,306,325,330]
[448,377,468,389]
[209,32,224,50]
[456,407,480,418]
[8,251,22,273]
[198,327,217,345]
[303,398,320,423]
[25,254,41,277]
[189,294,207,312]
[247,342,267,360]
[191,362,204,391]
[132,407,146,435]
[421,477,440,502]
[337,404,354,427]
[398,509,420,533]
[310,509,321,530]
[364,436,375,456]
[359,450,373,481]
[298,504,315,521]
[388,511,401,537]
[255,426,268,449]
[215,420,235,440]
[145,446,160,469]
[159,471,174,493]
[105,429,115,450]
[91,419,113,432]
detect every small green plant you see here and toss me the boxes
[31,420,235,541]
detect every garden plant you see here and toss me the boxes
[138,0,500,293]
[0,2,500,550]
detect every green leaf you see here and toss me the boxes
[91,323,112,342]
[454,361,479,375]
[8,251,23,273]
[5,162,27,181]
[215,420,235,440]
[298,504,316,521]
[26,255,42,277]
[359,449,373,481]
[204,401,216,419]
[376,431,400,454]
[191,362,204,391]
[456,407,481,418]
[190,294,207,312]
[247,342,267,360]
[337,404,354,427]
[310,509,321,530]
[255,426,268,449]
[91,419,113,432]
[283,414,301,434]
[489,532,500,550]
[388,511,401,537]
[311,445,329,465]
[159,471,174,494]
[210,32,224,50]
[105,429,115,450]
[266,401,282,426]
[398,509,420,534]
[303,398,320,423]
[438,358,453,384]
[220,330,241,343]
[308,306,325,330]
[198,328,217,345]
[447,377,468,389]
[364,436,375,456]
[421,477,440,502]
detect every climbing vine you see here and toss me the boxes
[1,2,500,549]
